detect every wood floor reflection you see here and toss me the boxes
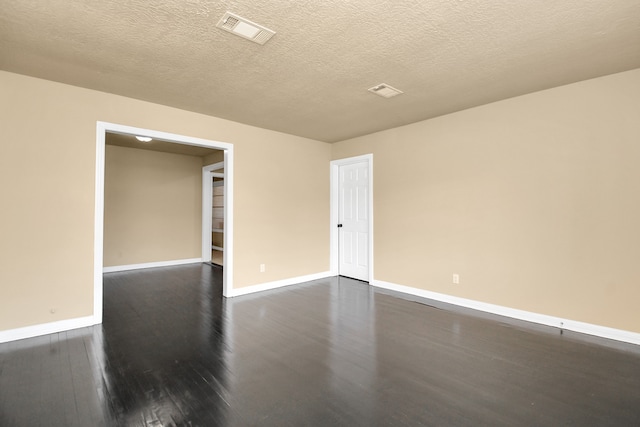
[1,263,640,426]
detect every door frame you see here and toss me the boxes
[330,154,374,282]
[94,121,234,324]
[202,161,225,262]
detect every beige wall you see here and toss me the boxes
[203,150,224,166]
[332,68,640,333]
[104,145,203,267]
[3,66,639,336]
[0,70,330,331]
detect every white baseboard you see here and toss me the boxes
[228,271,333,297]
[103,258,202,273]
[373,280,640,346]
[0,315,97,344]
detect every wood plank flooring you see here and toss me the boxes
[1,263,640,426]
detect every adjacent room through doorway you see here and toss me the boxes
[96,122,235,326]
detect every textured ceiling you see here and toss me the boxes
[1,0,639,143]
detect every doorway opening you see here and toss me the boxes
[202,161,225,267]
[95,122,234,325]
[211,176,224,266]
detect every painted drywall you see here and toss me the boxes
[333,68,640,333]
[104,145,203,267]
[0,70,330,331]
[203,150,224,166]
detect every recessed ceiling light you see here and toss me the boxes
[135,136,152,142]
[368,83,404,98]
[216,12,276,45]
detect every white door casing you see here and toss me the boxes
[330,155,373,282]
[95,122,234,326]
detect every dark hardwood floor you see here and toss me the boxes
[1,263,640,426]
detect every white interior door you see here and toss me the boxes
[338,161,369,281]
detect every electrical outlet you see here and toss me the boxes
[452,274,460,284]
[260,264,266,273]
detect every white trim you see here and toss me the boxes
[330,154,374,282]
[207,161,225,172]
[94,123,106,324]
[373,280,640,346]
[222,149,234,298]
[103,258,202,273]
[228,271,333,297]
[0,316,95,344]
[96,121,235,327]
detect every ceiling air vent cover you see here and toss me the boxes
[216,12,275,45]
[368,83,403,98]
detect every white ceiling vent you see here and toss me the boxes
[216,12,275,45]
[368,83,403,98]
